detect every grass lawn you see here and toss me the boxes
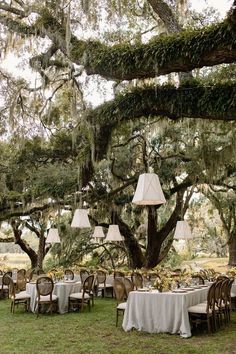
[0,298,236,354]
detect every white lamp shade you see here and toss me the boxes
[132,173,166,205]
[174,221,193,239]
[71,209,91,228]
[92,226,105,238]
[105,224,123,242]
[46,228,61,243]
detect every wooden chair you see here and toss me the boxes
[188,282,216,334]
[1,272,12,298]
[131,272,143,289]
[64,269,74,280]
[7,275,30,314]
[69,274,94,312]
[191,274,205,285]
[214,279,225,328]
[222,278,234,323]
[123,277,134,299]
[96,270,113,298]
[80,269,90,285]
[35,276,58,317]
[113,278,127,327]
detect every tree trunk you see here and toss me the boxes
[114,213,145,268]
[228,234,236,266]
[11,219,38,268]
[37,231,46,269]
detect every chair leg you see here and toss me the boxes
[116,309,118,327]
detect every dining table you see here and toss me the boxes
[122,286,209,338]
[26,280,82,314]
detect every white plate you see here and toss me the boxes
[172,289,187,293]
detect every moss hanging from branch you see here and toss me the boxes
[3,4,235,81]
[85,82,236,161]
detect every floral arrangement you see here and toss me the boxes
[153,276,172,292]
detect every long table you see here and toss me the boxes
[122,287,209,338]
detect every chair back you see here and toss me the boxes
[113,279,126,303]
[123,277,134,298]
[131,272,143,289]
[96,270,106,284]
[214,279,223,308]
[7,276,16,298]
[4,271,12,278]
[16,273,27,291]
[83,275,95,295]
[2,273,12,287]
[219,279,230,307]
[206,281,216,313]
[80,269,90,284]
[36,276,54,297]
[64,269,74,280]
[191,274,205,285]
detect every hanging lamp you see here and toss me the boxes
[174,221,193,240]
[105,224,123,242]
[132,173,166,205]
[92,226,105,238]
[71,208,91,228]
[46,228,61,243]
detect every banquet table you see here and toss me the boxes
[122,287,209,338]
[26,280,81,314]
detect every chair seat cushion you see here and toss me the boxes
[70,292,90,300]
[14,292,31,300]
[231,293,236,297]
[117,302,126,310]
[188,304,212,314]
[38,294,58,302]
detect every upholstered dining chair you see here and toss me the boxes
[96,270,113,298]
[131,272,143,290]
[35,276,58,317]
[64,269,74,280]
[113,278,127,327]
[69,274,94,312]
[1,272,12,298]
[188,282,216,334]
[191,274,205,285]
[7,275,31,314]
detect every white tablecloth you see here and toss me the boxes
[26,281,81,314]
[122,287,209,338]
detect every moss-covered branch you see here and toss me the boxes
[38,5,236,80]
[2,4,236,81]
[86,82,236,160]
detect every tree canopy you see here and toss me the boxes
[0,0,236,268]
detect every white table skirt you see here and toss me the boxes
[26,281,81,314]
[122,287,209,338]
